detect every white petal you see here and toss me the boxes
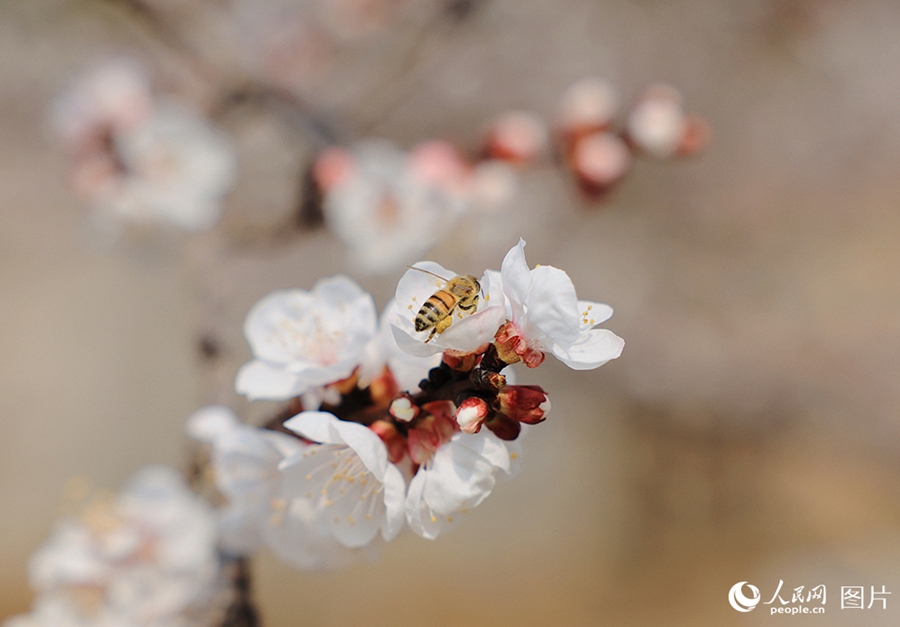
[454,431,512,473]
[380,463,407,541]
[330,419,390,481]
[523,265,580,346]
[282,411,343,446]
[551,328,625,370]
[388,314,446,357]
[185,405,239,442]
[422,441,497,514]
[576,300,614,329]
[235,360,305,400]
[395,261,457,317]
[405,471,454,540]
[500,238,530,320]
[433,304,508,352]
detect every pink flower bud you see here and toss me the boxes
[455,397,491,434]
[484,111,548,165]
[497,385,551,424]
[571,132,632,198]
[485,413,521,441]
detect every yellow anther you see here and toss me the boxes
[347,516,356,525]
[430,515,437,523]
[510,452,518,460]
[305,474,312,480]
[446,516,453,523]
[325,500,333,507]
[589,319,595,324]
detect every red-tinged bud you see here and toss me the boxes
[369,366,400,408]
[408,403,458,465]
[485,413,521,441]
[570,132,632,199]
[389,394,419,423]
[484,111,548,165]
[455,397,491,434]
[497,385,551,424]
[370,420,407,464]
[494,322,545,368]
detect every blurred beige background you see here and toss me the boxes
[5,0,900,625]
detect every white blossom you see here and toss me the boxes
[235,275,377,402]
[388,261,507,357]
[280,411,407,549]
[53,60,236,233]
[103,100,237,232]
[187,406,372,571]
[322,140,468,274]
[8,466,218,627]
[496,239,625,369]
[406,430,521,540]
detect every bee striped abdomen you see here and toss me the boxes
[415,290,456,331]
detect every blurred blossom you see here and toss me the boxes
[233,1,333,94]
[235,275,377,403]
[624,84,691,159]
[468,160,519,212]
[484,111,549,165]
[570,131,632,196]
[188,406,374,570]
[53,60,237,232]
[555,76,619,138]
[4,466,218,627]
[320,140,469,274]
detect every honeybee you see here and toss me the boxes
[408,266,481,343]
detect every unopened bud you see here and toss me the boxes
[485,413,521,441]
[313,147,355,191]
[571,132,631,197]
[484,111,548,165]
[497,385,551,424]
[390,395,419,422]
[368,366,399,407]
[625,84,687,159]
[494,322,545,368]
[456,397,491,434]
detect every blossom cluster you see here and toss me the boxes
[52,59,237,233]
[192,239,623,569]
[311,77,707,273]
[4,467,219,627]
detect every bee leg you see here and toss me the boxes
[424,328,437,343]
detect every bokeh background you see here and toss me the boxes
[4,0,900,625]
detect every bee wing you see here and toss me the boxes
[396,261,456,312]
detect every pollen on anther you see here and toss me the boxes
[305,474,312,480]
[320,488,327,495]
[446,516,453,523]
[407,304,413,310]
[430,515,437,523]
[510,452,519,460]
[411,296,417,301]
[325,499,333,506]
[587,305,593,310]
[365,514,371,520]
[589,319,595,324]
[347,516,356,525]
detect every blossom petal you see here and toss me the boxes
[185,405,239,442]
[551,328,625,370]
[523,265,580,347]
[405,471,450,540]
[432,305,508,352]
[380,464,407,541]
[235,360,304,401]
[388,314,446,357]
[395,261,457,317]
[422,440,498,514]
[500,238,530,320]
[577,300,614,329]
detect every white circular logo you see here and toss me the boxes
[729,582,761,612]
